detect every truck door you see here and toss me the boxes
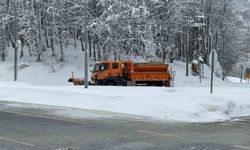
[112,62,121,77]
[99,63,110,80]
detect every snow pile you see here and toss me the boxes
[226,76,249,84]
[0,81,250,122]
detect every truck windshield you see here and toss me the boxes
[93,64,99,72]
[100,63,109,71]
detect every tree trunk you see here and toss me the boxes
[35,37,41,62]
[38,9,43,61]
[51,0,56,57]
[59,29,64,62]
[51,37,55,56]
[93,36,96,61]
[74,26,77,50]
[88,30,92,58]
[45,28,50,48]
[80,36,84,51]
[97,42,101,61]
[162,50,167,63]
[2,52,5,62]
[180,33,183,60]
[27,43,32,57]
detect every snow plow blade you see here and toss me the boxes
[68,72,93,86]
[68,78,85,85]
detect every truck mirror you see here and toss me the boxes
[100,65,105,71]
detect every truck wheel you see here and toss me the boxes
[106,81,115,86]
[164,81,170,87]
[122,81,127,86]
[148,82,157,86]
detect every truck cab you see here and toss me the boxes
[91,61,126,85]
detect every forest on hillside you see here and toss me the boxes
[1,0,250,75]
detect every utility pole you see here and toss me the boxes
[240,64,243,83]
[210,50,215,94]
[186,26,189,77]
[209,32,214,94]
[13,0,18,81]
[84,0,89,89]
[222,28,225,81]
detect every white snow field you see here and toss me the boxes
[1,46,250,122]
[0,82,250,122]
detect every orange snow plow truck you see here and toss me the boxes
[69,60,174,87]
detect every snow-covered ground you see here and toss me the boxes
[0,45,88,86]
[0,82,250,122]
[227,76,250,84]
[1,46,250,122]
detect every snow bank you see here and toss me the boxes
[170,61,231,87]
[1,81,250,122]
[227,76,248,84]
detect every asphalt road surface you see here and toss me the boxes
[0,101,250,150]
